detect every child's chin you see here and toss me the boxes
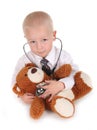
[38,53,47,58]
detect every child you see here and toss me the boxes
[12,11,78,104]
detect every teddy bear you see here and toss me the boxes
[12,63,92,119]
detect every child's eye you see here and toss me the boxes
[29,41,36,44]
[42,39,48,42]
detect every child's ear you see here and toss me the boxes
[53,31,57,40]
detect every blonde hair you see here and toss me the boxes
[23,11,54,32]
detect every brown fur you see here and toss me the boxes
[72,71,92,100]
[30,97,45,119]
[12,63,92,119]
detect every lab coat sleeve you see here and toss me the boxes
[59,64,79,89]
[58,50,79,89]
[59,73,75,89]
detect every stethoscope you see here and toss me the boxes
[23,38,63,75]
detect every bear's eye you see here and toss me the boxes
[25,74,27,76]
[31,68,37,73]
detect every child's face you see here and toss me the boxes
[24,25,56,57]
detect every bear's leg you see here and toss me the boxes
[30,97,45,119]
[72,71,92,100]
[50,96,75,118]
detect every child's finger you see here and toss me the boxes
[26,93,34,96]
[48,94,53,102]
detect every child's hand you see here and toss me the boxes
[39,80,65,102]
[19,93,35,104]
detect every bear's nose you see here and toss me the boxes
[31,68,37,73]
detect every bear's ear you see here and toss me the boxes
[25,63,36,67]
[12,83,24,96]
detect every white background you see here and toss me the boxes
[0,0,97,129]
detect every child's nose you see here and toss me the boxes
[36,42,43,49]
